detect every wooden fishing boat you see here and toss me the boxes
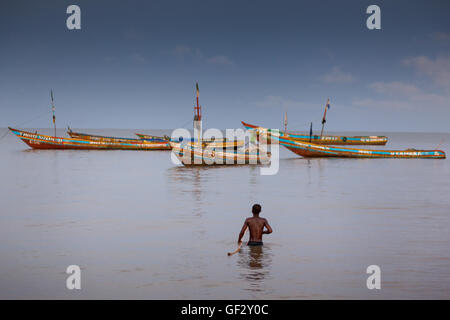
[242,121,388,145]
[9,91,171,150]
[271,133,445,159]
[136,133,244,149]
[8,127,171,150]
[186,139,244,149]
[170,141,271,166]
[68,129,168,143]
[135,133,169,142]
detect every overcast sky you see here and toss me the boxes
[1,0,449,132]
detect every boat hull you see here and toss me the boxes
[242,121,388,145]
[170,142,271,165]
[137,133,245,149]
[277,136,446,159]
[9,128,171,150]
[68,130,168,144]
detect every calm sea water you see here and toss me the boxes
[0,128,449,299]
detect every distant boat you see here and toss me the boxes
[9,127,171,150]
[242,121,388,145]
[190,139,244,149]
[134,133,169,142]
[136,132,244,149]
[272,133,445,159]
[170,141,271,166]
[9,90,171,150]
[169,82,249,165]
[68,129,168,143]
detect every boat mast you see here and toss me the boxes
[284,111,288,134]
[193,82,202,143]
[51,90,56,137]
[320,98,330,137]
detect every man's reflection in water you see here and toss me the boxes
[237,245,273,293]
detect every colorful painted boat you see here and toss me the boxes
[9,127,171,150]
[134,133,168,142]
[137,133,244,149]
[68,129,167,143]
[170,141,271,166]
[271,133,445,159]
[192,139,244,149]
[242,121,388,145]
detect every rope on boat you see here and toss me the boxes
[286,122,315,132]
[0,110,52,143]
[0,128,9,141]
[14,110,53,128]
[178,118,193,129]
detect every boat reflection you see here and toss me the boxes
[166,166,208,217]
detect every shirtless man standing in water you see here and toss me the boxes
[238,204,273,246]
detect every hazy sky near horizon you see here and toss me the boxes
[1,0,449,132]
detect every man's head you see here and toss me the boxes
[252,204,261,216]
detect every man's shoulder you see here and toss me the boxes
[248,217,267,222]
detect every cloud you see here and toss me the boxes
[322,66,354,83]
[354,55,450,110]
[431,32,450,42]
[352,98,411,109]
[402,56,450,90]
[369,81,421,96]
[353,81,448,110]
[206,55,234,66]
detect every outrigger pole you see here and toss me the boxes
[320,98,330,137]
[51,90,56,137]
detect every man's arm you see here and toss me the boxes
[263,219,273,234]
[238,219,248,244]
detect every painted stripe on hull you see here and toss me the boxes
[68,131,168,143]
[276,136,446,159]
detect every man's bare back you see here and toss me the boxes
[238,204,272,246]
